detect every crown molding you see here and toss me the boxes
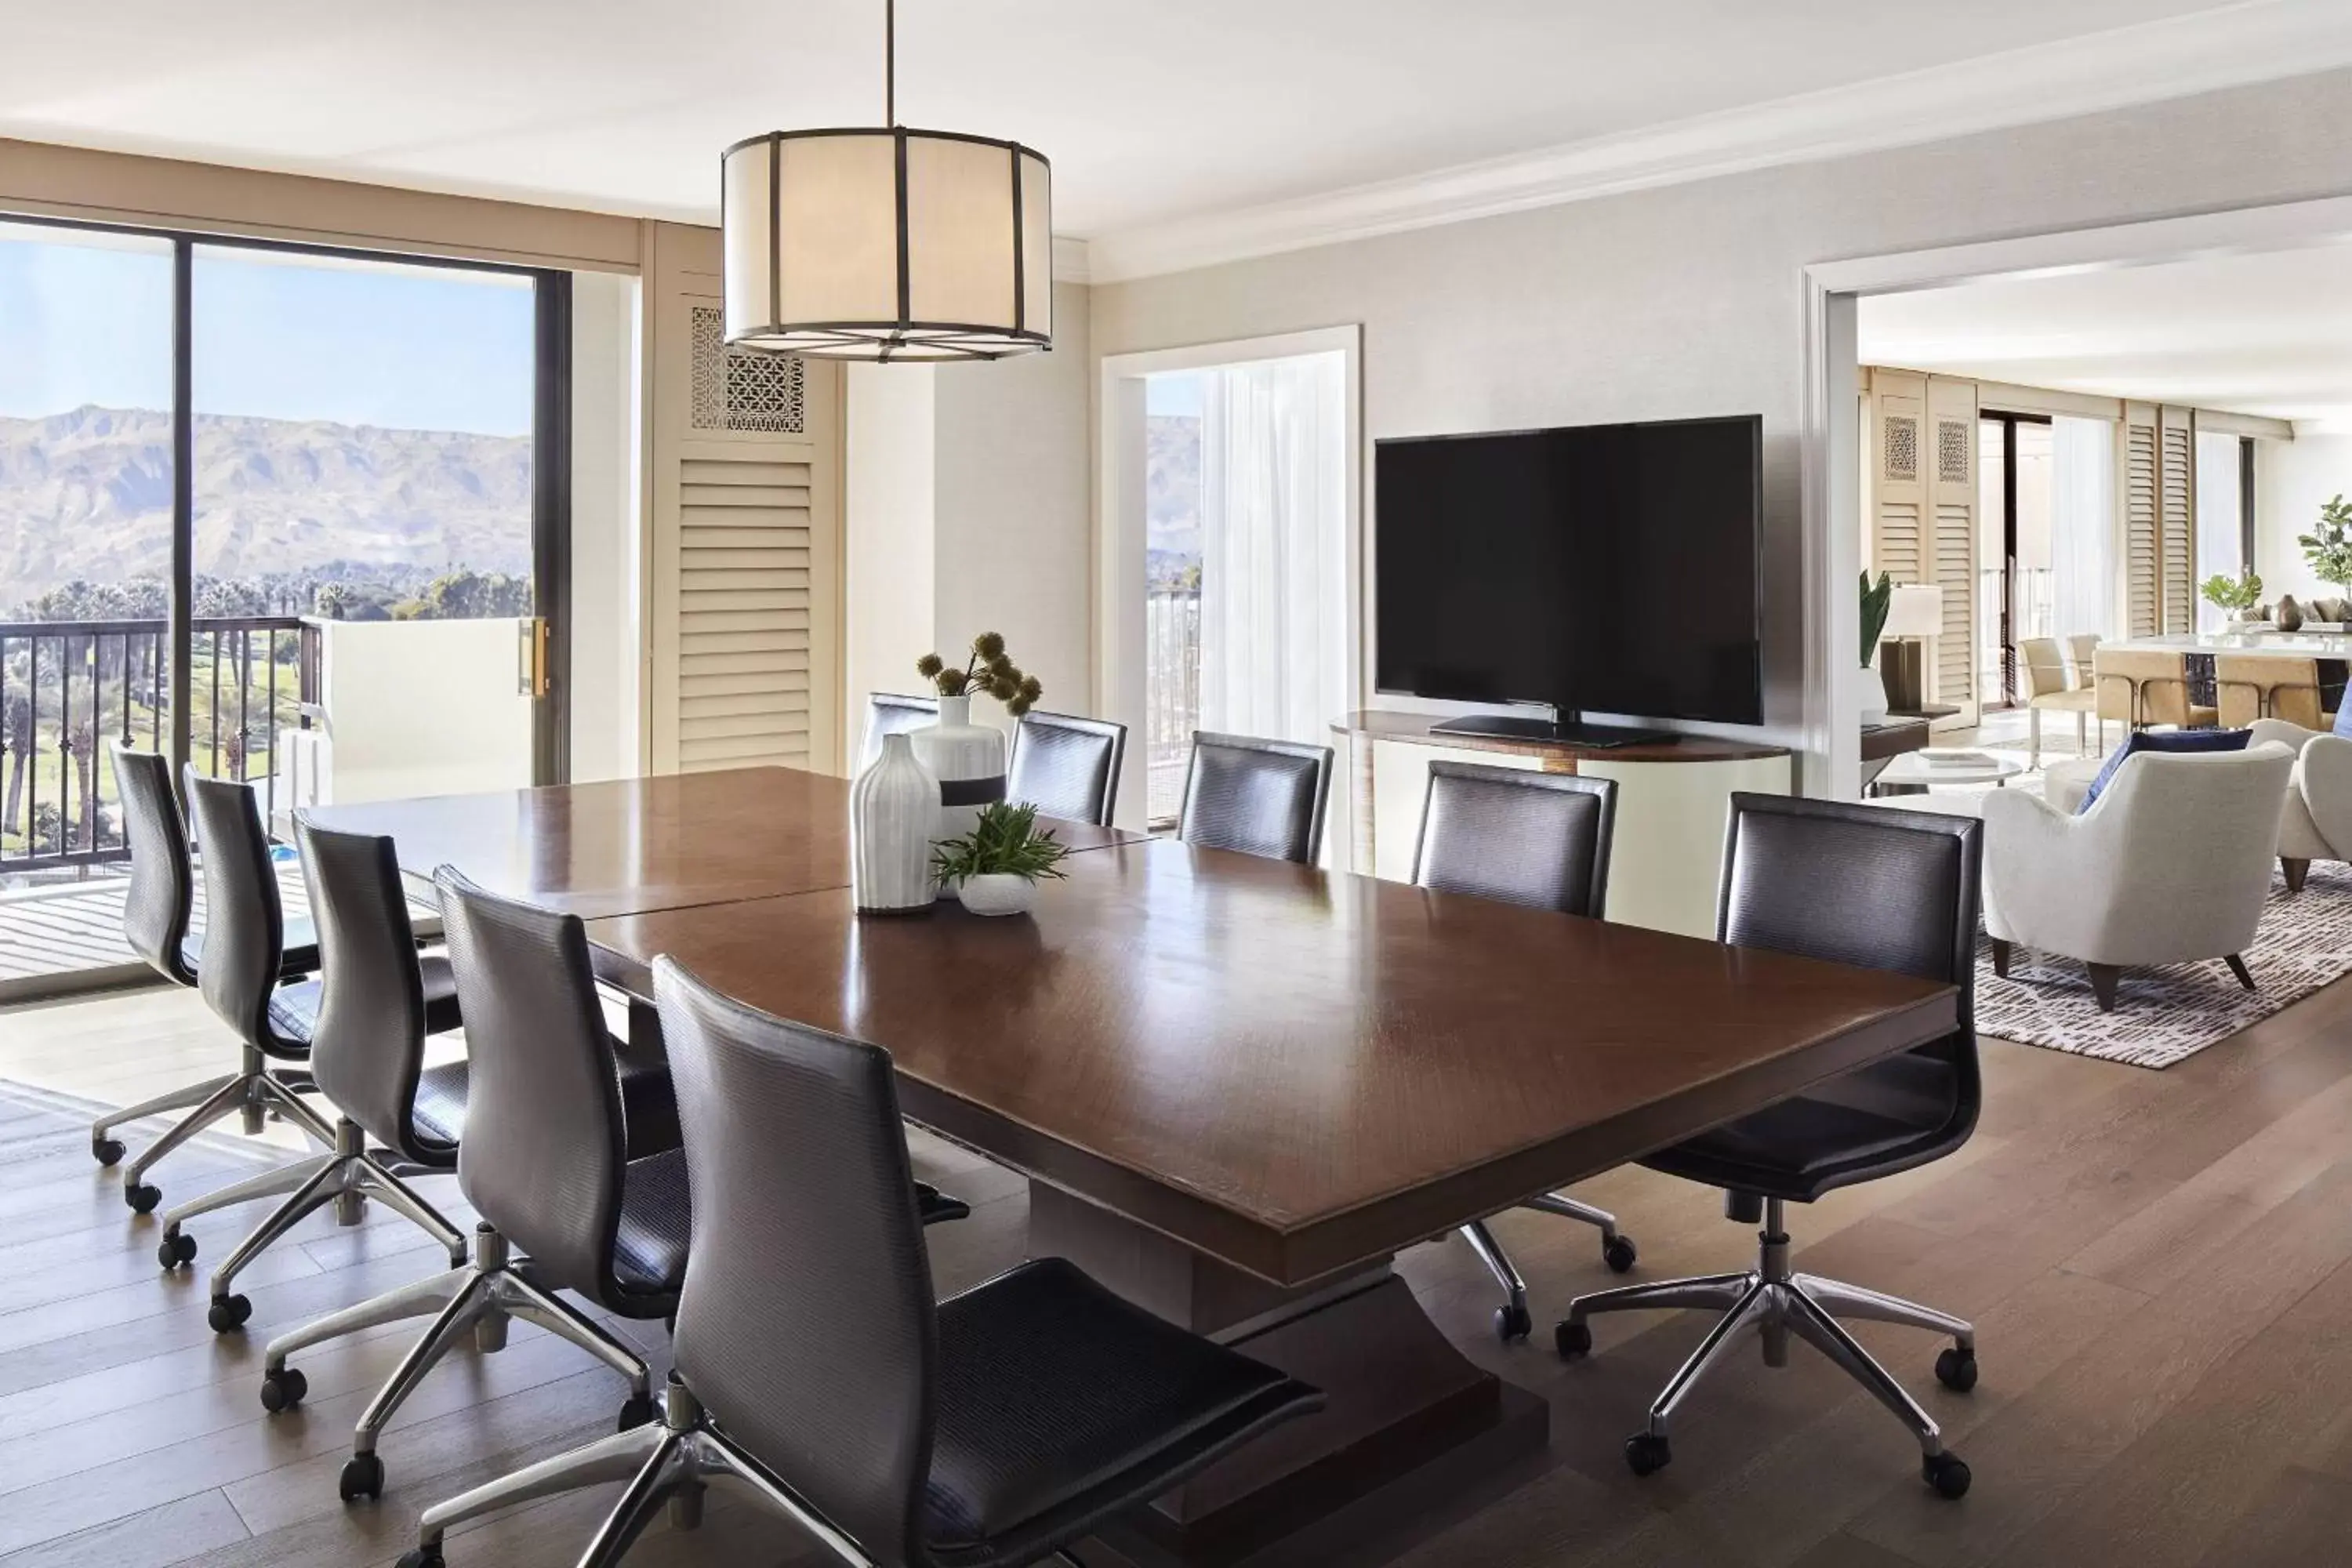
[1085,0,2352,285]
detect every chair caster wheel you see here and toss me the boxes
[339,1451,385,1502]
[260,1367,307,1413]
[1923,1450,1971,1498]
[617,1393,655,1431]
[1555,1320,1592,1359]
[1492,1303,1532,1342]
[125,1182,162,1214]
[93,1137,125,1167]
[395,1546,445,1568]
[1624,1432,1671,1477]
[158,1229,198,1270]
[1602,1234,1639,1273]
[207,1294,252,1334]
[1935,1346,1978,1392]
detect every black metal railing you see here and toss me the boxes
[1145,586,1201,825]
[0,616,315,871]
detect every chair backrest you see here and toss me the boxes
[296,815,434,1153]
[2093,647,2193,728]
[2215,654,2322,731]
[183,771,292,1051]
[2064,634,2102,688]
[655,956,934,1567]
[862,692,940,770]
[113,745,195,986]
[1412,761,1617,917]
[1178,731,1333,865]
[2019,638,2069,700]
[434,869,630,1298]
[1006,710,1127,826]
[1718,793,1981,1117]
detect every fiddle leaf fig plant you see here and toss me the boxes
[916,631,1045,715]
[1859,571,1894,669]
[931,801,1070,884]
[2298,494,2352,594]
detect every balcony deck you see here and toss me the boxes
[0,861,313,1003]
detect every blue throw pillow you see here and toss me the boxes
[2078,728,2253,814]
[2334,699,2352,740]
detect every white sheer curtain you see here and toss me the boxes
[2195,430,2245,630]
[2049,415,2118,646]
[1196,351,1348,753]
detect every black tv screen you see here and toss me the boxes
[1374,415,1762,726]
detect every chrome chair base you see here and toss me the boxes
[260,1222,654,1501]
[158,1116,470,1319]
[1462,1189,1635,1342]
[95,1045,335,1211]
[390,1381,1091,1568]
[1555,1197,1976,1498]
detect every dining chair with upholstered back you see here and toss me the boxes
[1179,732,1334,865]
[2215,654,2325,731]
[2022,637,2098,766]
[2093,648,2215,731]
[862,691,941,769]
[1007,710,1127,826]
[2064,634,2101,688]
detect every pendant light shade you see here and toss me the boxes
[722,131,1051,361]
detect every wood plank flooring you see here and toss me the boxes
[5,977,2352,1567]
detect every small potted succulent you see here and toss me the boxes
[2199,566,2265,630]
[932,800,1069,916]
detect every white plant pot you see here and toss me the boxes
[954,873,1038,917]
[909,692,1008,848]
[1859,666,1889,727]
[851,732,938,914]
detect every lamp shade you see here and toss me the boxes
[1883,584,1946,639]
[722,129,1052,361]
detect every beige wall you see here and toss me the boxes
[2258,431,2352,605]
[846,363,942,743]
[568,270,644,782]
[1087,67,2352,766]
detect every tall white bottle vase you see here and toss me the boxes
[851,733,938,914]
[909,693,1007,844]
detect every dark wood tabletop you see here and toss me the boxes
[303,766,1141,921]
[588,836,1958,1287]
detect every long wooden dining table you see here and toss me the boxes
[309,765,1959,1564]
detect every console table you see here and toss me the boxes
[1330,712,1793,938]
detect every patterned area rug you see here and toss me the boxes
[1975,862,2352,1069]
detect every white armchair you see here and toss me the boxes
[1979,742,2294,1011]
[2249,718,2352,892]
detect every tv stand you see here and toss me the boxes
[1429,713,1675,750]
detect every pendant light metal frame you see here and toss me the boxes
[720,0,1051,363]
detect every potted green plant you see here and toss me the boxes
[2199,566,2265,629]
[2298,495,2352,601]
[1859,570,1893,724]
[932,800,1070,916]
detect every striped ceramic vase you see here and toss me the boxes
[851,732,938,914]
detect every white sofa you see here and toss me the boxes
[2249,718,2352,891]
[1979,742,2295,1011]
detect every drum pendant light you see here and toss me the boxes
[720,0,1052,361]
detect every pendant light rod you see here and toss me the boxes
[885,0,896,126]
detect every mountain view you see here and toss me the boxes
[1146,411,1200,590]
[0,405,532,615]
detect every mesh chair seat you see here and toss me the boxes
[182,913,318,980]
[267,953,462,1045]
[1641,1052,1964,1198]
[409,1062,470,1152]
[612,1148,692,1297]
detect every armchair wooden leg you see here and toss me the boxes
[2224,953,2256,993]
[1989,938,2012,979]
[2086,963,2122,1012]
[2282,857,2310,894]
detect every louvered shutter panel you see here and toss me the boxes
[1871,372,1927,589]
[2121,406,2161,637]
[645,223,842,777]
[2159,407,2196,634]
[1925,376,1978,728]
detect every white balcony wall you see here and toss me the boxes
[289,617,533,807]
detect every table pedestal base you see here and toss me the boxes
[1029,1184,1549,1566]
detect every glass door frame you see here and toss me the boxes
[1979,408,2052,710]
[9,211,572,791]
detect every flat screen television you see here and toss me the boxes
[1374,414,1762,738]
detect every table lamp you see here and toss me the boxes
[1878,585,1944,713]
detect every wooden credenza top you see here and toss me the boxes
[1333,710,1791,764]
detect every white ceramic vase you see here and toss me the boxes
[851,732,938,914]
[954,873,1038,917]
[909,693,1008,844]
[1859,665,1889,726]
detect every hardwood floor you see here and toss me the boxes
[5,977,2352,1567]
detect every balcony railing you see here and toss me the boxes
[1145,586,1201,824]
[0,616,314,872]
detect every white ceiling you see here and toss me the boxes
[2,0,2337,268]
[1858,243,2352,430]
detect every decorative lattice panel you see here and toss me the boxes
[1936,419,1970,486]
[1883,416,1918,482]
[689,306,806,435]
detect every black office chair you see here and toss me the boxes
[1178,731,1333,864]
[90,746,317,1178]
[1555,794,1983,1499]
[263,869,687,1502]
[1411,762,1635,1341]
[169,818,474,1356]
[1007,710,1127,826]
[110,771,339,1221]
[390,957,1325,1568]
[863,691,941,768]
